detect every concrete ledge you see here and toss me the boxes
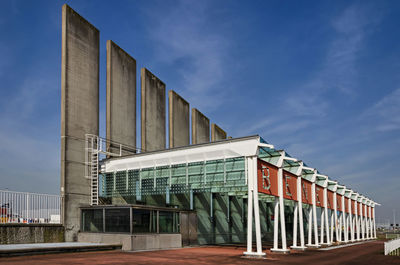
[0,224,64,244]
[78,232,182,251]
[0,242,121,257]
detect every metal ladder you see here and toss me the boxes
[85,134,100,206]
[85,134,138,206]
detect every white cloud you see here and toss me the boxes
[283,4,380,118]
[363,88,400,132]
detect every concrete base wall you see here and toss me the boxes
[78,233,181,251]
[0,224,64,244]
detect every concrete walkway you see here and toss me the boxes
[0,242,121,257]
[1,241,399,264]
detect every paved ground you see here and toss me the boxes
[1,240,399,264]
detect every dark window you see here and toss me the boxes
[105,208,130,233]
[82,209,103,232]
[132,209,156,233]
[159,211,179,233]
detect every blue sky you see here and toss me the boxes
[0,0,399,223]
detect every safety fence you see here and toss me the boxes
[384,237,400,256]
[0,189,61,224]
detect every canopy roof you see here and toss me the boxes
[101,135,378,206]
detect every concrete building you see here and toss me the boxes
[60,4,99,241]
[106,40,137,155]
[60,5,379,255]
[191,108,210,145]
[211,123,227,141]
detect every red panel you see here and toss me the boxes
[367,206,370,218]
[336,194,343,212]
[345,197,350,213]
[283,170,297,201]
[302,180,313,205]
[316,185,324,207]
[257,159,279,196]
[359,202,362,216]
[327,190,334,210]
[352,200,356,215]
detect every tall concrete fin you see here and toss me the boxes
[106,40,137,154]
[191,108,210,144]
[211,123,227,141]
[169,90,189,148]
[61,4,99,241]
[141,68,166,152]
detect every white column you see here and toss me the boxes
[271,167,288,252]
[251,157,264,255]
[324,188,330,245]
[320,208,325,244]
[349,199,354,242]
[244,157,253,254]
[343,196,348,243]
[330,210,334,243]
[338,211,343,242]
[368,206,372,239]
[334,193,339,243]
[291,175,305,250]
[355,201,359,241]
[361,204,365,240]
[307,182,319,247]
[278,168,287,251]
[273,197,279,250]
[307,207,312,245]
[373,207,377,239]
[298,178,305,248]
[292,203,298,247]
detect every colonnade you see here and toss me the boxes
[244,150,378,256]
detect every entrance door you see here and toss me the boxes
[180,212,198,246]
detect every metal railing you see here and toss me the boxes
[384,237,400,256]
[0,189,61,224]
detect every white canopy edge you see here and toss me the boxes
[102,135,261,173]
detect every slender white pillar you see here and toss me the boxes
[334,193,339,243]
[244,156,265,256]
[306,182,319,247]
[361,204,365,240]
[368,206,372,239]
[292,204,298,247]
[291,175,305,250]
[307,207,312,245]
[324,188,330,245]
[330,210,334,243]
[273,197,279,250]
[349,199,354,242]
[271,167,288,252]
[251,157,263,254]
[343,196,348,243]
[320,207,325,244]
[355,201,360,241]
[245,157,253,254]
[278,168,288,251]
[298,184,305,248]
[339,211,343,242]
[373,207,377,239]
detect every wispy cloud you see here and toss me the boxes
[362,87,400,132]
[144,0,229,111]
[284,4,380,117]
